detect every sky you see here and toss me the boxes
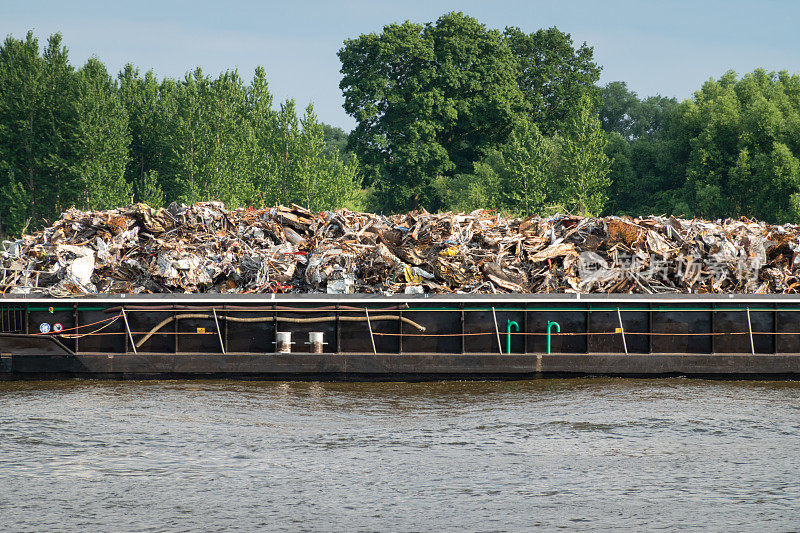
[4,0,800,130]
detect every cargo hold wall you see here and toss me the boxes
[2,294,800,379]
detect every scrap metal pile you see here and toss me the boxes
[2,201,800,296]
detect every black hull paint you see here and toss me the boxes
[3,352,800,380]
[3,294,800,380]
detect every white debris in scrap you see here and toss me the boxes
[1,202,799,296]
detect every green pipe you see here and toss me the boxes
[402,306,789,313]
[546,321,561,354]
[505,320,519,354]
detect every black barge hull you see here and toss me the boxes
[2,294,800,380]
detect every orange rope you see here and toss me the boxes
[59,331,218,336]
[31,314,122,336]
[371,330,788,338]
[61,316,122,339]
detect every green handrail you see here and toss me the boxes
[26,307,106,313]
[505,320,519,354]
[546,321,561,354]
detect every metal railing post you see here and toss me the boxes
[746,307,755,355]
[617,307,628,355]
[365,308,377,355]
[213,308,225,354]
[122,308,137,355]
[492,307,502,354]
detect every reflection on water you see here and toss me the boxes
[1,379,799,531]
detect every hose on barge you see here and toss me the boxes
[135,313,426,349]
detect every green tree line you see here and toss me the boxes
[339,12,800,223]
[601,71,800,223]
[0,32,362,235]
[3,14,800,237]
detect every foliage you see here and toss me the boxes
[601,70,800,223]
[0,31,364,235]
[494,119,552,214]
[134,169,164,208]
[436,108,607,217]
[73,57,132,210]
[4,25,800,237]
[601,81,696,217]
[117,64,364,214]
[601,69,800,222]
[340,12,523,211]
[339,12,599,212]
[0,32,79,234]
[557,96,611,215]
[321,123,350,159]
[680,69,800,222]
[504,26,601,135]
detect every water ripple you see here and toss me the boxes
[1,378,799,531]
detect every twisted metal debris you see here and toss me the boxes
[1,201,798,296]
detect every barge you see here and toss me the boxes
[1,293,799,380]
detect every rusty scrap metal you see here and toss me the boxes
[2,202,799,296]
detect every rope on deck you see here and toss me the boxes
[135,313,426,349]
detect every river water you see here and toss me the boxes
[0,379,798,532]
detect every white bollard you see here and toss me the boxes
[276,331,293,353]
[307,331,325,354]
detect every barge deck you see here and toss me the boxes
[2,294,799,380]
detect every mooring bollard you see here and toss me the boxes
[307,331,326,354]
[275,331,293,353]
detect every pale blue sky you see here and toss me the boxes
[4,0,800,130]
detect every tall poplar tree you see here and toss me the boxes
[118,64,167,202]
[558,95,611,215]
[0,32,78,233]
[73,57,132,209]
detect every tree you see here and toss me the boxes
[0,30,368,234]
[246,65,278,206]
[339,12,525,211]
[73,57,132,210]
[267,98,303,205]
[600,81,683,216]
[0,31,44,234]
[155,68,258,206]
[340,13,603,212]
[630,94,679,139]
[264,102,362,211]
[678,69,800,222]
[116,60,363,212]
[504,26,601,135]
[558,96,611,215]
[602,132,634,214]
[134,169,164,207]
[496,119,551,215]
[0,32,79,234]
[599,81,638,137]
[436,119,564,216]
[119,64,168,192]
[321,123,350,159]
